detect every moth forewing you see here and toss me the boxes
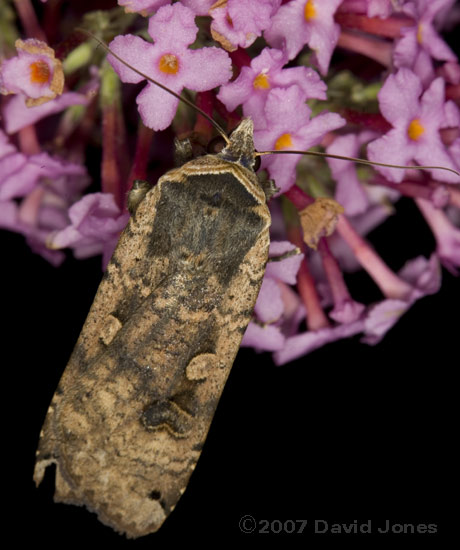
[34,119,272,538]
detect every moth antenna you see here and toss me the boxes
[78,28,230,145]
[256,149,460,177]
[76,29,459,179]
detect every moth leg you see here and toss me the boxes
[268,246,302,263]
[174,137,194,167]
[259,177,278,201]
[128,179,153,215]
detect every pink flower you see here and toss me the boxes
[253,85,345,192]
[338,0,409,17]
[273,253,440,364]
[0,130,87,201]
[416,198,460,274]
[367,68,459,183]
[210,0,281,51]
[48,193,130,269]
[367,0,400,17]
[264,0,343,75]
[242,240,304,352]
[394,0,456,85]
[117,0,171,14]
[217,47,326,129]
[181,0,214,15]
[326,131,377,216]
[2,92,88,134]
[273,319,364,365]
[0,39,64,107]
[108,3,232,130]
[0,129,90,265]
[362,254,441,344]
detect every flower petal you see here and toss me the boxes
[254,277,284,323]
[367,128,417,183]
[108,35,156,84]
[362,299,408,344]
[241,321,286,352]
[273,320,364,365]
[3,92,88,134]
[180,47,232,92]
[136,83,180,130]
[266,241,304,284]
[377,68,422,126]
[148,3,198,49]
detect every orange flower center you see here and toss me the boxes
[304,0,316,21]
[253,73,270,90]
[159,54,179,75]
[275,133,293,150]
[417,23,423,44]
[407,118,425,141]
[29,60,51,84]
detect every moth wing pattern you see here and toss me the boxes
[34,121,271,538]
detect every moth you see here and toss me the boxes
[33,35,458,539]
[34,42,277,535]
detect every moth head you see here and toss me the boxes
[217,118,256,171]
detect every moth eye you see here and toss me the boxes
[148,490,161,500]
[253,154,261,172]
[207,135,227,155]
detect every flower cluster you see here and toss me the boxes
[1,0,459,364]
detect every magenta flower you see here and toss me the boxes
[0,138,88,267]
[273,319,364,365]
[362,254,441,344]
[241,240,304,352]
[326,131,377,216]
[0,128,90,265]
[117,0,171,14]
[48,193,129,269]
[367,0,399,17]
[2,92,88,134]
[182,0,214,15]
[242,322,287,352]
[448,137,460,171]
[0,147,86,201]
[264,0,343,75]
[210,0,281,51]
[394,0,456,85]
[367,68,459,183]
[0,39,64,107]
[253,85,345,192]
[0,129,86,201]
[217,47,326,129]
[439,60,460,85]
[256,240,304,322]
[339,0,408,17]
[108,3,231,130]
[310,203,396,276]
[0,128,16,158]
[416,198,460,274]
[274,252,440,364]
[0,192,68,266]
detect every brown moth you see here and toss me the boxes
[34,117,275,538]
